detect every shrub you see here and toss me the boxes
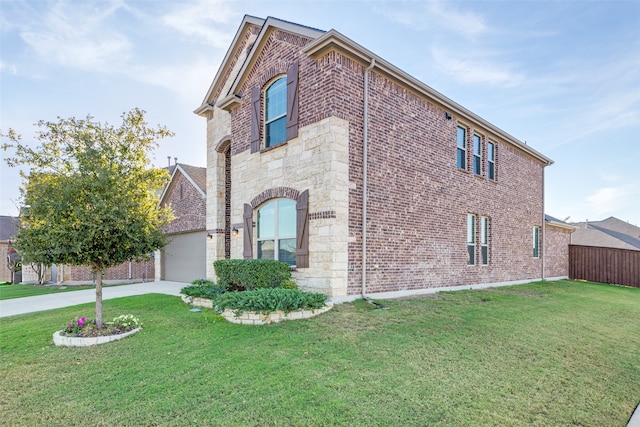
[191,279,215,287]
[181,283,226,299]
[214,259,291,291]
[280,279,298,290]
[215,288,327,315]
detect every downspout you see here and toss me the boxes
[541,166,546,281]
[362,58,375,297]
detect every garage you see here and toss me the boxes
[162,231,206,283]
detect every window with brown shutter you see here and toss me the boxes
[296,190,309,268]
[243,203,253,258]
[286,61,299,141]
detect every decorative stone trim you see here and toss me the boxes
[222,302,333,325]
[310,210,336,220]
[53,327,142,347]
[250,187,300,209]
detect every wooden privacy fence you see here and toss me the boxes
[569,245,640,288]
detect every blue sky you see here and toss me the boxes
[1,0,639,225]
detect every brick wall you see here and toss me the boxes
[161,169,206,235]
[62,261,154,282]
[544,224,572,278]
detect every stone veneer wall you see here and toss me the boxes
[229,116,349,296]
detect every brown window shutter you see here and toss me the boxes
[243,203,253,259]
[286,61,299,141]
[296,189,309,268]
[250,86,260,153]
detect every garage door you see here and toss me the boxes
[162,231,206,283]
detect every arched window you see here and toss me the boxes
[265,76,287,148]
[257,198,296,265]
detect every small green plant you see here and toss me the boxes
[181,283,226,299]
[191,279,215,287]
[60,314,141,337]
[62,316,93,336]
[215,288,327,316]
[214,259,292,291]
[279,279,298,290]
[111,314,142,331]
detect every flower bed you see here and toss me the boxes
[183,295,333,325]
[53,327,142,347]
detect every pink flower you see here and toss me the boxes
[68,323,73,327]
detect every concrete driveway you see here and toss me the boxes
[0,281,186,318]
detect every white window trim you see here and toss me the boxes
[481,216,489,265]
[264,76,287,148]
[257,199,296,265]
[467,214,476,265]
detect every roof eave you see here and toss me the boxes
[304,30,554,166]
[195,15,265,115]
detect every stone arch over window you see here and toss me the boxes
[243,187,309,268]
[215,136,231,153]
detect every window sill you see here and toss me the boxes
[260,141,287,154]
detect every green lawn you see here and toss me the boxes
[1,280,638,426]
[0,281,142,300]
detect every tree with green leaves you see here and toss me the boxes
[2,108,174,327]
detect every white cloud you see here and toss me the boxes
[585,185,640,218]
[162,0,237,48]
[18,1,132,70]
[431,47,525,87]
[379,0,488,38]
[0,61,18,75]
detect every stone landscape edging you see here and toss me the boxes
[53,327,142,347]
[182,295,333,325]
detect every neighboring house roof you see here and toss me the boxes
[0,216,20,241]
[195,15,553,167]
[570,217,640,251]
[159,163,207,204]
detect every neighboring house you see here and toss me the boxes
[195,16,564,300]
[157,163,207,283]
[0,216,20,282]
[570,217,640,251]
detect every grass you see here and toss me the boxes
[0,281,143,300]
[0,279,638,426]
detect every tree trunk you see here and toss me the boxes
[94,268,104,328]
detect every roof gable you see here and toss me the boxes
[159,163,206,205]
[195,16,324,115]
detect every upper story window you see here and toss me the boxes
[457,126,467,170]
[250,61,299,153]
[473,134,482,175]
[265,77,287,148]
[257,198,296,266]
[487,141,496,180]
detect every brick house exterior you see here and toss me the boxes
[196,16,565,300]
[156,163,207,282]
